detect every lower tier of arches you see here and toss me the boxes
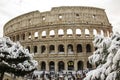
[37,59,93,72]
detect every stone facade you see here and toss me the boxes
[4,6,112,72]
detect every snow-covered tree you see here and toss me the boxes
[0,37,38,80]
[84,33,120,80]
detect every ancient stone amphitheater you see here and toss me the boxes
[4,6,112,72]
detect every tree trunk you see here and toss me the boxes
[0,72,4,80]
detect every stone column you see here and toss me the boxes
[83,59,87,69]
[31,31,34,40]
[64,43,67,55]
[46,61,49,71]
[74,60,77,71]
[55,43,58,54]
[25,32,28,40]
[32,45,35,54]
[65,60,68,71]
[38,30,41,39]
[97,29,101,35]
[55,61,58,72]
[38,45,41,54]
[89,29,93,37]
[46,30,49,38]
[55,29,58,38]
[83,43,86,54]
[46,44,49,54]
[38,61,41,70]
[64,29,67,37]
[81,28,85,37]
[30,45,32,53]
[73,28,76,38]
[73,43,76,54]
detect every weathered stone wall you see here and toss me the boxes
[4,6,112,72]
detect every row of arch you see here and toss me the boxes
[10,28,111,41]
[26,44,92,54]
[40,60,92,71]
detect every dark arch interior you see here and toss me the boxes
[41,46,46,53]
[41,61,46,71]
[87,61,92,69]
[58,45,64,52]
[86,44,91,52]
[58,61,64,71]
[77,61,83,70]
[68,61,74,70]
[34,46,37,53]
[49,61,55,71]
[77,44,82,53]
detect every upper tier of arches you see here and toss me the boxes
[4,6,112,35]
[9,28,111,42]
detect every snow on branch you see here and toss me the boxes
[0,37,38,76]
[84,33,120,80]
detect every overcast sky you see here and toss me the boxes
[0,0,120,37]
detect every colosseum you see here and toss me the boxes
[4,6,112,72]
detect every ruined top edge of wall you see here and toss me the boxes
[51,6,104,11]
[5,6,104,25]
[4,6,107,31]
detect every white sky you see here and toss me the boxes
[0,0,120,37]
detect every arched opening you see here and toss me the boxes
[34,46,37,53]
[67,29,73,37]
[85,29,90,37]
[28,19,32,24]
[76,29,81,36]
[76,13,79,18]
[67,44,73,54]
[58,14,62,19]
[58,29,64,37]
[49,45,55,54]
[42,31,46,38]
[77,61,84,70]
[13,36,15,41]
[41,45,46,54]
[26,46,30,52]
[49,30,55,37]
[42,16,45,20]
[34,32,38,39]
[68,61,74,70]
[49,61,55,71]
[28,32,31,39]
[87,61,92,69]
[16,35,19,41]
[86,44,91,52]
[41,61,46,71]
[92,14,96,19]
[58,61,64,71]
[93,29,97,36]
[77,44,82,53]
[101,30,104,36]
[21,33,25,40]
[58,44,64,54]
